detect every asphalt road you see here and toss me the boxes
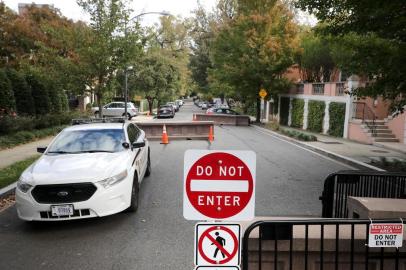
[0,102,353,270]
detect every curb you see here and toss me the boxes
[0,182,16,200]
[252,125,385,172]
[373,142,406,155]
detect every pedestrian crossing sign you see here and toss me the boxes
[195,223,241,267]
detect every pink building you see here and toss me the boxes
[273,73,405,145]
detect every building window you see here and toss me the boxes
[312,83,325,95]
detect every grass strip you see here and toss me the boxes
[0,126,65,150]
[0,156,39,189]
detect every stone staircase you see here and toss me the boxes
[363,120,399,142]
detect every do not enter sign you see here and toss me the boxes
[184,150,256,221]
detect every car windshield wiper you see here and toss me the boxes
[47,151,76,154]
[76,150,115,153]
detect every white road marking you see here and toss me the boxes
[191,180,249,192]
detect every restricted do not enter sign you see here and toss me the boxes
[184,150,256,221]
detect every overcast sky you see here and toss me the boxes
[2,0,217,25]
[2,0,316,26]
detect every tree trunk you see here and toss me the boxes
[147,97,153,115]
[255,97,261,123]
[97,92,103,118]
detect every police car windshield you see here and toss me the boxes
[47,129,125,154]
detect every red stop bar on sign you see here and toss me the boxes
[185,152,254,219]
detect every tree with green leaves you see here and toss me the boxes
[130,52,180,114]
[296,30,335,82]
[77,0,130,116]
[296,0,406,113]
[210,0,299,121]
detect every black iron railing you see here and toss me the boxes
[352,102,378,136]
[242,219,406,270]
[320,171,406,218]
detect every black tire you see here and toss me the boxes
[94,111,99,117]
[122,113,132,120]
[126,175,139,213]
[145,149,151,177]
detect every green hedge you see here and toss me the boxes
[280,97,290,125]
[307,100,325,133]
[0,126,65,150]
[0,69,16,112]
[290,98,304,128]
[328,102,346,137]
[0,112,81,135]
[6,69,35,115]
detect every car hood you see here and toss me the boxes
[23,152,130,185]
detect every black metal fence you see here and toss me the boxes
[242,219,406,270]
[319,171,406,218]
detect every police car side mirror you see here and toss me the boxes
[37,146,47,153]
[132,141,145,149]
[122,142,130,149]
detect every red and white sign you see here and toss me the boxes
[195,223,241,266]
[368,223,404,248]
[184,150,256,221]
[195,266,240,270]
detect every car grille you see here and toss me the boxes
[31,183,97,204]
[39,209,91,219]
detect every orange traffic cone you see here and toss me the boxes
[208,126,214,143]
[161,124,169,144]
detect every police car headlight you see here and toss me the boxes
[17,178,33,193]
[97,170,128,188]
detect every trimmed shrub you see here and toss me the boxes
[60,92,69,112]
[0,112,81,135]
[290,98,304,128]
[48,87,62,114]
[280,128,317,141]
[280,97,290,125]
[328,102,346,137]
[6,69,35,116]
[0,69,16,112]
[308,100,325,133]
[25,71,51,115]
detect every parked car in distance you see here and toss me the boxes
[15,119,151,221]
[166,102,179,112]
[206,108,239,115]
[201,102,208,109]
[176,99,183,107]
[92,102,138,119]
[157,105,175,118]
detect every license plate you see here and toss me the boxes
[51,205,74,216]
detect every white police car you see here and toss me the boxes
[15,118,151,221]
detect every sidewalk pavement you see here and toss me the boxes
[275,126,406,166]
[0,136,54,170]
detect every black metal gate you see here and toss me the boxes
[319,171,406,218]
[242,219,406,270]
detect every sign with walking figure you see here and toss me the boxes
[195,223,241,266]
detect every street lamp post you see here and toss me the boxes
[124,11,170,119]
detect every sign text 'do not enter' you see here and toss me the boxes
[184,150,256,221]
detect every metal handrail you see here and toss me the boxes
[353,102,377,136]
